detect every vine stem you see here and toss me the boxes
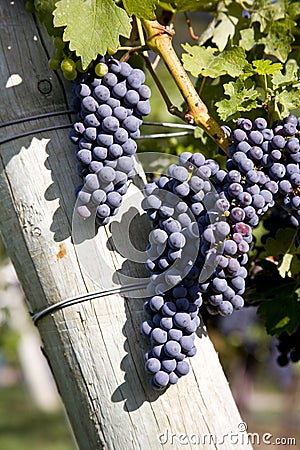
[136,18,186,122]
[141,19,231,154]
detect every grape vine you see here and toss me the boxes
[24,0,300,389]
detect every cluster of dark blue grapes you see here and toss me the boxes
[228,115,300,227]
[141,115,300,389]
[141,152,251,389]
[276,326,300,366]
[69,58,151,224]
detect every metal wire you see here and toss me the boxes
[0,123,72,145]
[0,109,75,128]
[137,131,193,139]
[31,281,148,325]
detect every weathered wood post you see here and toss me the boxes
[0,2,253,449]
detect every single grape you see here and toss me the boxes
[145,358,161,374]
[96,104,112,120]
[95,62,109,77]
[94,85,110,103]
[152,371,169,388]
[102,72,118,88]
[164,340,181,358]
[175,360,190,376]
[135,100,151,116]
[161,358,177,373]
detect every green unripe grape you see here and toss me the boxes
[62,68,77,81]
[61,58,76,74]
[48,57,61,71]
[54,36,65,50]
[55,47,64,60]
[95,62,108,77]
[107,47,117,55]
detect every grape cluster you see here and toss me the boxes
[69,58,151,225]
[141,114,300,389]
[141,152,251,389]
[276,326,300,366]
[228,115,300,227]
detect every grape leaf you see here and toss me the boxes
[264,228,300,277]
[198,15,217,46]
[264,228,297,256]
[193,126,210,145]
[260,19,296,63]
[182,44,247,78]
[251,0,286,32]
[182,45,215,77]
[278,253,294,278]
[252,60,282,76]
[276,89,300,118]
[122,0,157,19]
[215,79,260,121]
[33,0,63,37]
[162,0,219,12]
[53,0,132,69]
[239,28,255,51]
[287,1,300,19]
[272,59,299,87]
[257,282,300,335]
[211,11,238,52]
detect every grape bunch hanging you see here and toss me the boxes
[69,57,151,225]
[141,115,300,389]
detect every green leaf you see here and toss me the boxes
[264,228,300,277]
[53,0,132,69]
[257,282,300,335]
[215,79,260,121]
[182,45,215,78]
[287,1,300,20]
[162,0,219,12]
[260,19,296,63]
[252,59,282,76]
[194,126,208,143]
[276,88,300,118]
[182,44,247,78]
[123,0,157,19]
[239,28,255,51]
[211,11,238,52]
[157,1,176,12]
[272,59,299,87]
[251,0,286,32]
[34,0,63,36]
[278,253,294,278]
[264,228,297,256]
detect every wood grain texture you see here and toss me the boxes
[0,2,253,449]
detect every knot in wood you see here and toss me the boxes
[38,79,52,95]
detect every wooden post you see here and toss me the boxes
[0,2,253,449]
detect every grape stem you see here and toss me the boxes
[143,55,187,122]
[184,12,199,40]
[135,17,187,122]
[119,45,147,62]
[141,19,231,154]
